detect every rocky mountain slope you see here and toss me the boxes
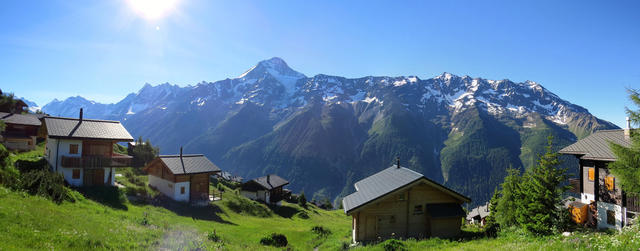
[41,57,618,206]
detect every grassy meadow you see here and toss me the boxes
[2,144,640,250]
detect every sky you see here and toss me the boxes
[0,0,638,127]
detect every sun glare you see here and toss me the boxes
[126,0,179,19]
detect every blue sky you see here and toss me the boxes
[1,0,638,127]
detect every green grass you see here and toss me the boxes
[3,144,640,250]
[0,145,352,250]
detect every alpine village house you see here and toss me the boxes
[144,148,221,202]
[559,118,640,230]
[0,112,41,151]
[342,160,471,243]
[42,109,134,186]
[240,174,290,205]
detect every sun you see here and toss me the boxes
[126,0,179,19]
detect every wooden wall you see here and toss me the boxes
[353,181,462,242]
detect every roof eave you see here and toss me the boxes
[48,135,134,142]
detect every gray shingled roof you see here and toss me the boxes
[44,116,133,141]
[559,129,632,161]
[342,166,471,214]
[0,112,41,126]
[466,203,490,220]
[249,174,289,190]
[158,154,221,175]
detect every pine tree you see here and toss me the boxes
[495,168,523,228]
[609,88,640,196]
[517,136,568,235]
[484,187,501,236]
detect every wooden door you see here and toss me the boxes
[365,216,377,240]
[94,168,104,185]
[83,169,105,186]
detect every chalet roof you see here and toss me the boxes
[0,112,41,126]
[342,166,471,214]
[559,129,632,161]
[466,203,490,220]
[158,154,221,175]
[427,203,467,219]
[43,116,133,141]
[245,174,289,190]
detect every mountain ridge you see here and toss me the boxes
[40,58,618,206]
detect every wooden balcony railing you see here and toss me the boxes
[61,155,132,168]
[627,194,640,213]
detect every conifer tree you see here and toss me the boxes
[609,88,640,196]
[495,168,523,228]
[517,136,568,235]
[484,187,501,236]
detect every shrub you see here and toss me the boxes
[298,192,307,208]
[20,168,74,204]
[296,211,309,219]
[207,229,222,242]
[140,211,149,226]
[381,238,406,251]
[311,226,331,237]
[259,233,287,247]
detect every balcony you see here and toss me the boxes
[61,154,132,168]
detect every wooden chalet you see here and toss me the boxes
[0,112,41,151]
[41,109,134,186]
[144,149,221,202]
[466,203,490,226]
[342,161,471,243]
[559,119,639,230]
[240,174,290,204]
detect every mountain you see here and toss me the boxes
[41,57,618,206]
[17,97,41,113]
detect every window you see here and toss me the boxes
[588,168,595,181]
[69,144,79,154]
[607,210,616,225]
[414,205,424,215]
[72,169,80,179]
[606,176,615,191]
[180,187,185,194]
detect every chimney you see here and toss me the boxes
[267,175,270,184]
[79,108,83,122]
[625,117,631,139]
[396,156,400,168]
[180,146,183,158]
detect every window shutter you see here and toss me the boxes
[606,176,615,191]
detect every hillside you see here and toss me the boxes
[39,58,618,207]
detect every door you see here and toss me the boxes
[365,216,377,240]
[83,169,105,186]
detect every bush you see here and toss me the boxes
[311,226,331,237]
[298,192,307,208]
[207,229,222,242]
[296,211,309,219]
[259,233,288,247]
[21,169,74,204]
[381,238,406,251]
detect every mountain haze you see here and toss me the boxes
[41,57,618,206]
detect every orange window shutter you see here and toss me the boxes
[588,168,595,181]
[606,176,615,191]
